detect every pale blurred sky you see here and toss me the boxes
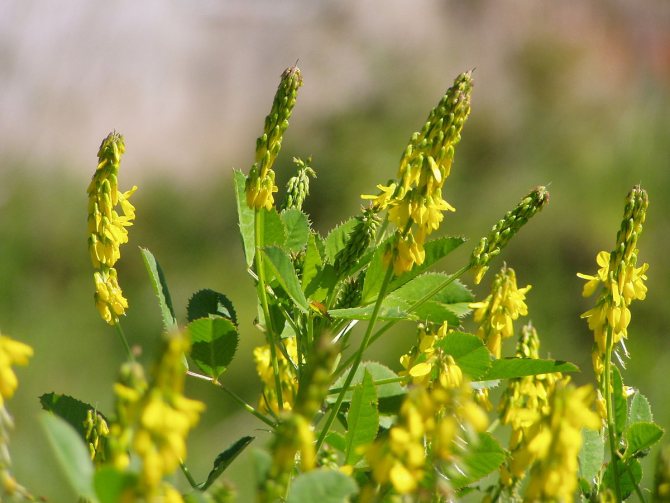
[1,0,667,181]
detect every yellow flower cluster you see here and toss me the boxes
[471,265,531,358]
[84,408,110,464]
[498,324,561,488]
[87,132,137,324]
[253,337,298,416]
[399,322,462,387]
[362,72,473,275]
[578,186,648,382]
[108,331,204,502]
[366,355,487,495]
[513,381,600,502]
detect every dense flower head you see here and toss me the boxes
[253,337,298,415]
[578,186,648,382]
[88,132,137,325]
[399,322,452,385]
[513,380,600,502]
[362,72,473,275]
[471,265,531,358]
[246,66,303,210]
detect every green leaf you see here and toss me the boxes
[580,428,605,483]
[629,392,653,423]
[612,366,627,437]
[361,239,390,305]
[327,362,405,403]
[187,317,239,380]
[345,370,379,465]
[94,467,138,503]
[480,358,579,381]
[41,412,95,500]
[287,469,358,503]
[198,436,254,490]
[39,392,102,441]
[602,457,642,500]
[389,236,466,292]
[140,247,177,331]
[262,246,309,313]
[252,448,272,491]
[324,432,346,453]
[262,207,287,249]
[435,331,492,381]
[302,233,323,294]
[324,218,357,264]
[624,422,664,460]
[447,432,506,489]
[233,170,256,268]
[281,208,311,253]
[187,289,238,325]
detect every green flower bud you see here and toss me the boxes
[334,208,381,276]
[282,156,316,211]
[335,274,364,309]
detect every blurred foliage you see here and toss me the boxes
[1,40,669,499]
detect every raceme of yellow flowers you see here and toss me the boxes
[87,132,138,325]
[253,337,299,416]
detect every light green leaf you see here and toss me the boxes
[447,432,506,489]
[629,392,653,423]
[262,208,287,248]
[325,432,346,453]
[612,366,627,438]
[389,236,466,292]
[287,469,358,503]
[233,170,256,268]
[345,370,379,465]
[624,422,664,460]
[602,457,642,500]
[302,233,323,293]
[480,358,579,381]
[39,392,103,442]
[435,331,491,381]
[187,289,237,325]
[324,218,357,264]
[41,412,95,500]
[327,362,405,403]
[361,239,391,305]
[187,317,239,379]
[262,246,309,313]
[198,436,255,490]
[579,428,604,483]
[281,208,311,253]
[140,247,177,331]
[94,467,138,503]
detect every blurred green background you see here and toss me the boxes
[1,1,669,500]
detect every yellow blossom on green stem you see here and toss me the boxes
[253,337,298,415]
[0,335,33,406]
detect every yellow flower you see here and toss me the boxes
[0,335,33,405]
[253,337,298,415]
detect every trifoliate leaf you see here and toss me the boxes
[281,208,311,253]
[187,289,238,325]
[602,457,642,500]
[187,317,239,380]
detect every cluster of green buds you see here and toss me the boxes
[282,157,316,211]
[83,408,110,464]
[362,71,473,275]
[470,186,549,284]
[87,132,138,324]
[246,66,303,210]
[334,274,364,309]
[334,207,381,276]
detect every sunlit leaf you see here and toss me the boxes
[233,170,256,268]
[140,247,177,331]
[287,469,358,503]
[345,370,379,465]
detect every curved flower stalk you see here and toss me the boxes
[87,132,137,325]
[362,71,473,275]
[0,333,33,500]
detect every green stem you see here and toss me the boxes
[603,325,623,502]
[179,459,199,488]
[327,376,405,395]
[316,264,395,451]
[254,209,284,411]
[187,370,277,428]
[113,321,135,363]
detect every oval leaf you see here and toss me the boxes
[187,317,239,379]
[435,331,492,381]
[187,289,238,325]
[140,247,177,331]
[624,422,664,460]
[234,170,256,268]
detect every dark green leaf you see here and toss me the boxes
[262,246,309,313]
[41,412,95,500]
[140,247,177,331]
[187,289,238,325]
[287,469,358,503]
[447,432,507,489]
[233,170,256,268]
[345,370,379,465]
[435,331,492,381]
[602,457,642,500]
[389,236,466,292]
[580,428,605,483]
[324,218,357,264]
[629,392,653,424]
[94,467,138,503]
[39,392,103,441]
[187,317,239,379]
[281,208,311,253]
[480,358,579,381]
[198,436,254,490]
[624,422,664,460]
[327,362,405,403]
[612,366,627,438]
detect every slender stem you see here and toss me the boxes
[113,321,135,363]
[327,376,405,395]
[603,325,623,502]
[187,370,276,428]
[316,264,395,451]
[179,459,199,488]
[254,209,284,411]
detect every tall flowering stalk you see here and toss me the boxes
[0,333,33,499]
[362,71,473,275]
[87,132,137,326]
